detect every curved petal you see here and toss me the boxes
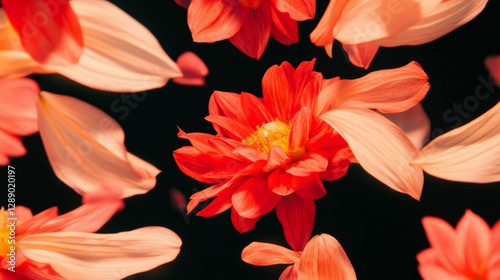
[371,0,488,46]
[2,0,83,66]
[232,174,281,219]
[264,146,292,172]
[412,101,500,183]
[455,210,491,276]
[237,92,274,129]
[310,0,349,47]
[299,234,357,280]
[0,130,26,165]
[272,0,315,21]
[334,0,422,45]
[188,0,249,42]
[229,3,271,59]
[270,3,298,45]
[231,207,259,233]
[289,107,312,151]
[317,61,429,114]
[486,55,500,86]
[242,242,300,266]
[279,264,299,280]
[209,90,240,119]
[342,43,379,69]
[321,109,423,200]
[37,91,160,198]
[172,51,209,86]
[0,78,40,135]
[285,152,328,177]
[50,0,182,92]
[275,194,315,251]
[383,103,430,150]
[294,173,326,200]
[268,168,300,196]
[19,227,182,280]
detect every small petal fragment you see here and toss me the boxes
[485,56,500,85]
[242,242,300,266]
[342,43,379,69]
[19,227,182,280]
[413,101,500,183]
[37,91,160,198]
[173,51,209,86]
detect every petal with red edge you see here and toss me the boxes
[299,234,357,280]
[0,77,40,135]
[188,0,249,42]
[272,0,315,21]
[486,56,500,85]
[383,103,430,150]
[270,3,298,45]
[317,61,429,114]
[276,194,315,251]
[172,52,209,86]
[455,210,491,276]
[38,91,160,198]
[413,101,500,183]
[371,0,488,47]
[2,0,83,66]
[242,242,300,266]
[229,4,271,59]
[321,108,423,200]
[232,174,280,219]
[19,227,182,280]
[333,0,422,45]
[50,0,182,92]
[342,43,379,69]
[231,208,259,233]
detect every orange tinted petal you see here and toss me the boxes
[310,0,349,47]
[273,0,315,21]
[19,227,181,280]
[342,43,379,69]
[268,168,300,196]
[2,0,83,66]
[0,130,25,165]
[231,207,259,233]
[232,174,280,219]
[275,194,315,251]
[321,109,423,200]
[270,2,298,45]
[299,234,357,280]
[0,78,39,135]
[242,242,300,266]
[172,51,209,86]
[37,91,160,198]
[413,101,500,183]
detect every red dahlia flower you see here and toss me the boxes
[178,0,315,59]
[174,59,429,251]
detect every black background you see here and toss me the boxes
[2,0,500,279]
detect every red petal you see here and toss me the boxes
[264,146,292,172]
[172,51,209,86]
[294,173,326,200]
[268,168,300,196]
[272,0,315,21]
[237,92,273,129]
[205,115,253,140]
[187,0,249,42]
[486,56,500,85]
[173,146,234,183]
[276,194,315,251]
[3,0,83,66]
[231,207,259,233]
[270,2,298,45]
[209,91,240,119]
[232,174,280,219]
[229,3,271,59]
[289,107,311,151]
[286,152,328,176]
[174,0,191,8]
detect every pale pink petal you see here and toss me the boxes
[321,108,423,200]
[49,0,182,92]
[38,91,160,198]
[187,0,249,42]
[485,56,500,85]
[19,227,182,280]
[413,101,500,183]
[242,242,300,266]
[421,217,466,274]
[342,43,379,69]
[310,0,349,47]
[298,234,357,280]
[272,0,315,21]
[333,0,422,45]
[383,103,430,150]
[172,51,209,86]
[2,0,83,66]
[371,0,489,46]
[275,194,315,251]
[456,210,491,276]
[0,78,40,135]
[317,61,429,114]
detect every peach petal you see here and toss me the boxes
[242,242,300,266]
[342,43,379,69]
[273,0,315,21]
[0,78,40,135]
[310,0,349,47]
[383,103,430,150]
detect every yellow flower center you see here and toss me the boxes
[242,120,306,161]
[0,207,17,258]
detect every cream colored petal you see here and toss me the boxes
[413,101,500,183]
[37,91,160,198]
[19,227,181,280]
